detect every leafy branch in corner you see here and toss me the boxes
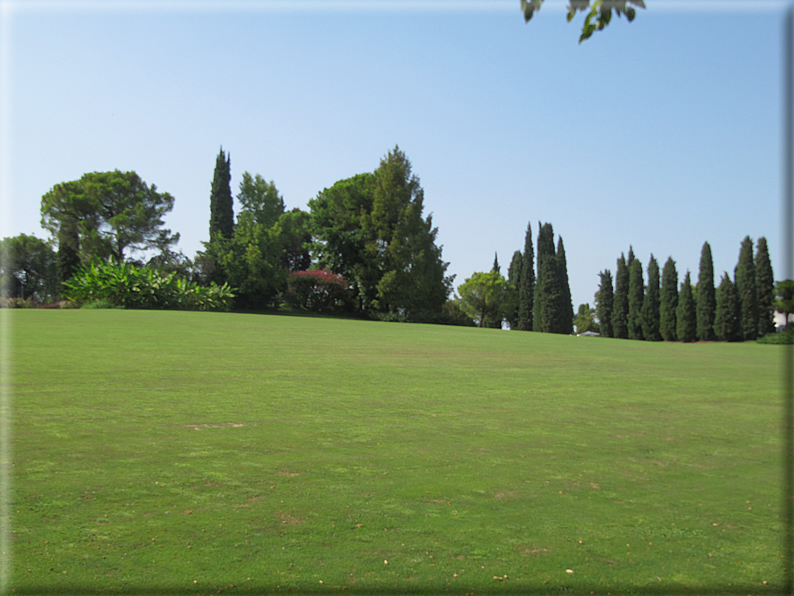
[521,0,646,43]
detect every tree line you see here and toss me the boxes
[456,221,574,333]
[592,237,781,342]
[1,146,459,321]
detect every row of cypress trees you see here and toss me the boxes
[595,237,775,342]
[506,222,573,334]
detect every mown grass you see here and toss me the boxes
[7,310,786,595]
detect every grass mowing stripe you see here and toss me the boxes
[8,309,784,594]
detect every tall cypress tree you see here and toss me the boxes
[660,257,678,341]
[714,272,741,341]
[735,236,758,341]
[508,250,523,330]
[556,237,574,334]
[642,255,661,341]
[534,222,559,333]
[518,222,535,331]
[596,269,614,338]
[676,271,697,342]
[492,252,500,275]
[612,253,629,339]
[209,147,234,241]
[696,241,716,341]
[755,237,775,337]
[628,256,644,340]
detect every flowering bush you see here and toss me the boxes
[285,269,352,313]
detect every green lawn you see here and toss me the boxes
[6,309,786,594]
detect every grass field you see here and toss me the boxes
[5,309,787,595]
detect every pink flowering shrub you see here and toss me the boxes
[286,269,353,313]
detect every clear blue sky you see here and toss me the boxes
[0,0,787,310]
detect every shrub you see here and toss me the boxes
[64,260,235,312]
[285,269,352,313]
[0,297,33,308]
[757,329,794,344]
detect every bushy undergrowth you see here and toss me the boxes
[757,328,794,344]
[0,297,34,308]
[284,269,353,313]
[64,260,234,311]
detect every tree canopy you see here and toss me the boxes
[41,170,179,268]
[521,0,646,44]
[310,147,452,318]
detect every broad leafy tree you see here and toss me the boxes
[0,234,59,302]
[458,270,516,328]
[735,236,758,341]
[209,148,234,240]
[715,272,742,341]
[41,170,179,266]
[755,237,775,337]
[517,222,535,331]
[696,241,716,341]
[660,257,678,341]
[775,280,794,331]
[309,172,376,310]
[311,147,452,317]
[595,269,614,338]
[574,303,599,334]
[642,255,661,341]
[627,256,644,340]
[676,271,697,343]
[612,253,629,339]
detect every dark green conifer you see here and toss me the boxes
[696,241,716,341]
[210,147,234,240]
[533,222,559,332]
[714,272,741,341]
[517,223,535,331]
[595,269,614,338]
[660,257,678,341]
[755,237,775,337]
[628,257,644,340]
[735,236,758,341]
[612,254,629,339]
[642,255,661,341]
[556,237,574,334]
[676,271,697,342]
[507,250,523,330]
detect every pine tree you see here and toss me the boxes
[517,222,535,331]
[492,252,500,275]
[556,237,574,334]
[735,236,758,341]
[695,241,717,341]
[660,257,678,341]
[595,269,614,338]
[642,255,661,341]
[209,147,234,240]
[714,272,741,341]
[676,271,697,342]
[628,257,644,340]
[755,237,775,337]
[612,253,629,339]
